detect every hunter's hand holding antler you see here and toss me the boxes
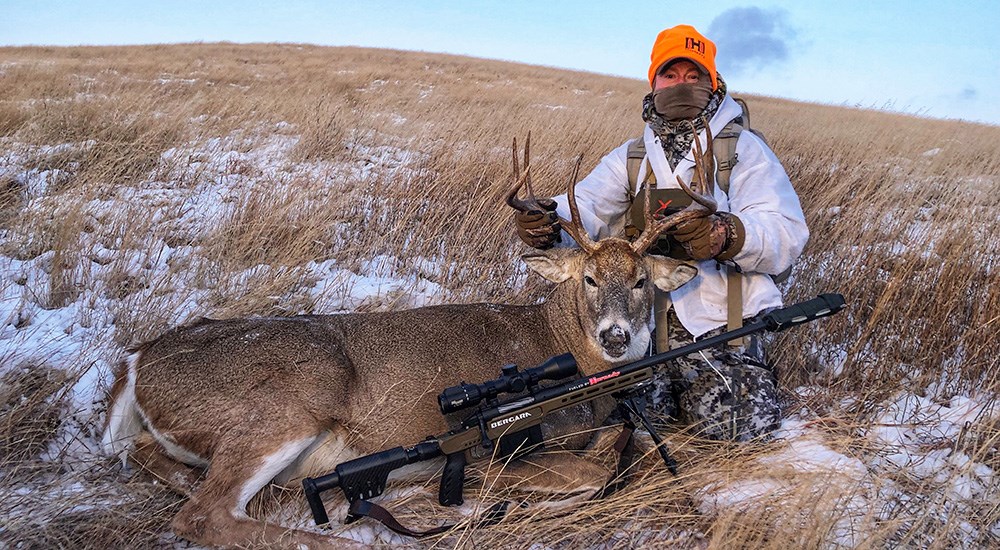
[514,199,561,249]
[665,122,745,261]
[509,132,721,252]
[508,135,562,249]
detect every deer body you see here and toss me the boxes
[119,298,617,465]
[103,136,717,549]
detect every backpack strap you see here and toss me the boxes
[714,120,742,196]
[726,266,745,346]
[715,118,744,346]
[715,97,759,195]
[626,137,647,194]
[624,137,651,242]
[734,97,752,129]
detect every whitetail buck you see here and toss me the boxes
[102,136,718,549]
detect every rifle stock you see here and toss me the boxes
[303,293,846,527]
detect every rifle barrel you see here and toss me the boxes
[466,294,846,427]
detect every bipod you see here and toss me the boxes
[617,389,678,475]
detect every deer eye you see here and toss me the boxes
[633,278,646,289]
[584,276,597,287]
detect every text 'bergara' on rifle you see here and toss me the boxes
[489,411,535,430]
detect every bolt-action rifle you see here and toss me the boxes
[303,294,846,533]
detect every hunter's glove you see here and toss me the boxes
[515,198,562,249]
[668,212,745,261]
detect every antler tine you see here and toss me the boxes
[558,154,597,253]
[523,131,536,199]
[505,134,541,212]
[512,135,520,181]
[702,119,715,192]
[631,120,719,254]
[687,118,717,203]
[632,170,656,252]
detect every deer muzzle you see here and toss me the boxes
[599,324,631,358]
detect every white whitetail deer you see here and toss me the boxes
[102,135,718,549]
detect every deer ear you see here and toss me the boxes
[647,257,698,291]
[522,249,583,283]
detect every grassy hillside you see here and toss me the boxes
[1,43,998,548]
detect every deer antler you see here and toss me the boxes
[506,133,544,213]
[558,154,597,253]
[506,137,599,252]
[631,120,719,255]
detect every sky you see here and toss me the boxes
[2,1,999,125]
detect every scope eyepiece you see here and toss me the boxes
[437,353,578,414]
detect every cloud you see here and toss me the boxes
[958,87,977,101]
[707,7,799,77]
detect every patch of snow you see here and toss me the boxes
[155,77,197,85]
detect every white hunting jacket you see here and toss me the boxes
[552,94,809,338]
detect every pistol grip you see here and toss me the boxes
[438,452,467,506]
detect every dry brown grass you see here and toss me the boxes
[1,43,998,548]
[0,365,70,467]
[1,476,183,550]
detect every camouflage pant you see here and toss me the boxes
[649,308,781,442]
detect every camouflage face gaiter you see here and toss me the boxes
[652,80,713,122]
[642,75,727,170]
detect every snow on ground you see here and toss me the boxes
[0,129,440,460]
[695,389,999,546]
[0,128,464,546]
[1,129,998,547]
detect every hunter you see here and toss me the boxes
[514,25,808,441]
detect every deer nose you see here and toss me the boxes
[599,325,630,350]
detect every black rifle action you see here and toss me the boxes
[303,293,846,528]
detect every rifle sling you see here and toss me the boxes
[348,499,509,538]
[596,422,638,500]
[613,423,635,454]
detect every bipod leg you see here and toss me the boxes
[621,395,678,475]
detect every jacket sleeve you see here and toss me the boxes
[551,141,634,244]
[725,132,809,275]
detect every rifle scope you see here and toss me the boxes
[437,353,578,414]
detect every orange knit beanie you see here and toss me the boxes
[648,25,718,90]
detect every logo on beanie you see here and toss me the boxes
[685,38,706,55]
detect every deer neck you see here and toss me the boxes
[540,282,610,376]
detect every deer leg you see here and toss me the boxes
[170,432,365,550]
[130,431,201,496]
[475,424,661,516]
[472,451,612,513]
[469,428,625,511]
